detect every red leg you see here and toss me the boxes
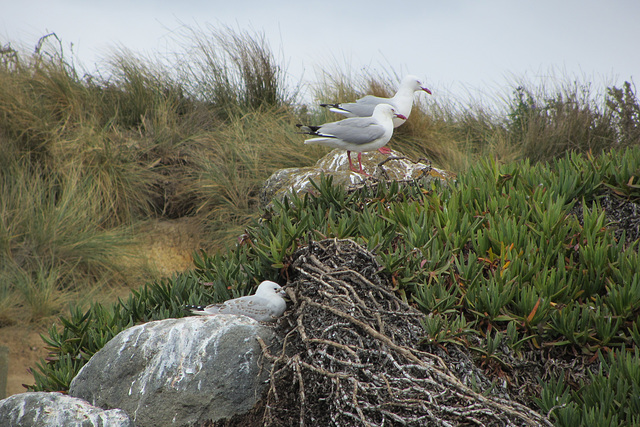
[347,151,358,172]
[346,151,370,175]
[378,146,392,154]
[355,152,370,176]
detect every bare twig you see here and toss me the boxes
[259,239,551,426]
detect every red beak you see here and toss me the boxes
[422,87,432,95]
[395,113,408,120]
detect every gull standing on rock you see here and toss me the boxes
[186,280,287,322]
[297,103,405,175]
[320,74,432,129]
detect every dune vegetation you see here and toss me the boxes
[1,27,639,424]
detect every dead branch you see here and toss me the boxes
[258,239,551,426]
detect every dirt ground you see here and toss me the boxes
[0,325,50,397]
[0,218,204,397]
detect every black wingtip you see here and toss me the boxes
[185,304,205,311]
[296,124,322,135]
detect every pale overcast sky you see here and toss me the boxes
[2,1,639,105]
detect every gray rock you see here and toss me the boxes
[259,148,453,208]
[0,391,132,427]
[69,315,277,427]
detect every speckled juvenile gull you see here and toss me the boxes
[320,74,431,128]
[297,103,405,175]
[187,280,286,322]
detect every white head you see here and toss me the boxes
[255,280,285,297]
[373,103,407,121]
[402,75,432,95]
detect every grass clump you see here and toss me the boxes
[190,108,325,245]
[0,161,135,322]
[175,24,297,120]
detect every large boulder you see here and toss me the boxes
[259,148,454,208]
[0,391,132,426]
[69,315,277,427]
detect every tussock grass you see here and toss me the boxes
[189,108,326,246]
[0,27,305,323]
[7,261,68,322]
[0,162,136,322]
[101,53,186,130]
[175,24,297,119]
[1,169,132,270]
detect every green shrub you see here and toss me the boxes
[537,349,640,426]
[606,81,640,146]
[505,81,617,161]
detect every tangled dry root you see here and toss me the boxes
[257,239,550,426]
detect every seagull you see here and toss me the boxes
[297,103,406,175]
[320,74,431,130]
[186,280,287,322]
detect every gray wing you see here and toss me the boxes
[318,117,386,146]
[339,95,388,117]
[218,295,282,321]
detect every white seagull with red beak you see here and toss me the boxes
[320,74,431,129]
[297,103,406,175]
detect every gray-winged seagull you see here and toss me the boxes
[187,280,287,322]
[320,74,431,130]
[296,103,405,175]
